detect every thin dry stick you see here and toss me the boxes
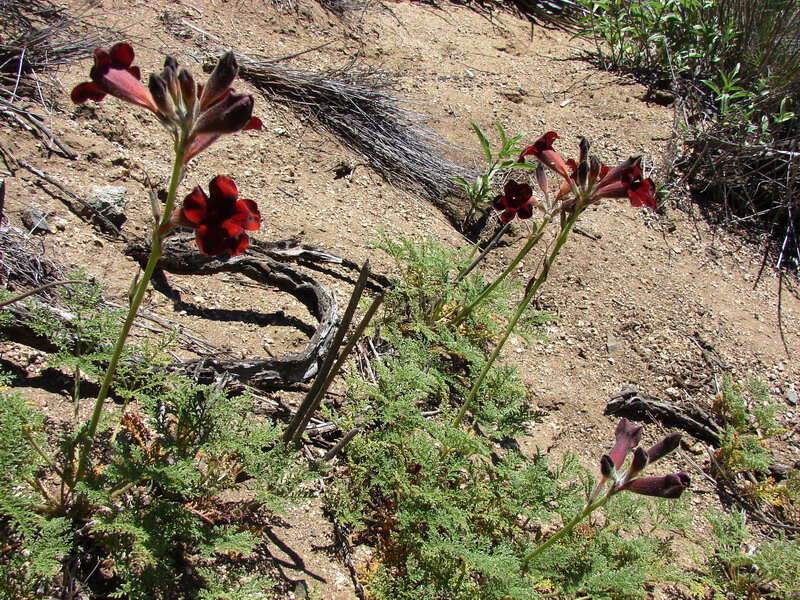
[283,261,370,445]
[16,160,125,238]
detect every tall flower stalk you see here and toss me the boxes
[68,44,262,488]
[453,132,657,426]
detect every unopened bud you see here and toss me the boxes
[201,51,238,109]
[647,432,681,463]
[192,92,254,135]
[178,68,196,114]
[589,156,601,187]
[579,137,590,163]
[148,73,175,118]
[600,454,614,478]
[577,159,589,189]
[630,447,649,477]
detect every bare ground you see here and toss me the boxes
[1,1,799,598]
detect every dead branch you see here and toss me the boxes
[605,384,723,445]
[126,235,341,390]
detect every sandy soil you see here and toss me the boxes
[1,1,798,598]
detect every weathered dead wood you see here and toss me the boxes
[126,235,340,390]
[605,384,724,444]
[2,228,383,393]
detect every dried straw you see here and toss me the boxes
[0,0,104,103]
[237,53,473,201]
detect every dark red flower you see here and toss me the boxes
[518,132,571,180]
[72,46,261,162]
[607,418,643,469]
[620,472,690,499]
[71,43,158,113]
[492,180,535,223]
[592,158,657,210]
[171,175,261,256]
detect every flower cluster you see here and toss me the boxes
[492,180,536,223]
[518,132,657,212]
[597,418,689,500]
[169,176,260,257]
[71,43,262,256]
[72,43,261,164]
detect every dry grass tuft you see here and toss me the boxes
[238,54,473,201]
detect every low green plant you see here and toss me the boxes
[713,375,783,477]
[700,509,800,600]
[0,367,304,598]
[712,375,799,527]
[327,235,690,600]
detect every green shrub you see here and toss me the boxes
[701,509,800,600]
[327,236,687,599]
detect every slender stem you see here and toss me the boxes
[283,261,371,445]
[453,212,578,427]
[452,217,551,326]
[0,280,88,308]
[21,427,65,482]
[73,144,185,484]
[523,493,611,568]
[455,220,511,283]
[72,365,81,426]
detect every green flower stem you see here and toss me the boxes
[453,211,578,427]
[452,217,551,326]
[523,492,611,569]
[455,220,511,283]
[74,142,185,485]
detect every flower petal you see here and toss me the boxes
[244,116,262,131]
[180,187,209,226]
[627,177,657,210]
[608,418,643,469]
[183,133,221,163]
[516,202,533,219]
[109,43,135,69]
[195,224,229,256]
[98,65,158,113]
[71,81,106,103]
[208,175,239,205]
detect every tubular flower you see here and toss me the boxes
[521,133,657,211]
[170,176,261,256]
[607,418,643,469]
[492,180,536,223]
[72,45,261,161]
[597,420,689,500]
[620,472,690,499]
[518,131,571,180]
[71,43,158,113]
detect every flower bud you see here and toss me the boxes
[178,68,196,114]
[623,472,690,499]
[201,51,238,110]
[192,92,255,135]
[600,454,614,478]
[647,432,681,463]
[162,57,179,102]
[588,156,601,188]
[148,73,175,119]
[629,447,649,477]
[579,137,589,163]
